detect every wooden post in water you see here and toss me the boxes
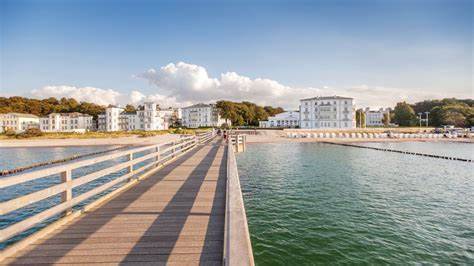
[60,170,72,216]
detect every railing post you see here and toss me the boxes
[60,170,72,216]
[156,146,160,166]
[128,153,134,181]
[172,141,176,158]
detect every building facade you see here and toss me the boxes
[0,113,40,133]
[98,103,170,132]
[364,108,390,127]
[259,111,300,128]
[40,113,93,133]
[98,106,124,132]
[181,103,227,128]
[299,96,356,129]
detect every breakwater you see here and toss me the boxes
[322,141,473,162]
[0,146,131,176]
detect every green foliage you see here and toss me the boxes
[355,109,366,128]
[3,128,45,139]
[0,96,105,119]
[382,112,390,126]
[403,98,474,127]
[216,100,284,127]
[17,128,43,138]
[124,104,136,113]
[393,102,417,126]
[4,129,16,137]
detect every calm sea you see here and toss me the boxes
[236,142,474,265]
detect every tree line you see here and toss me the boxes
[392,98,473,127]
[0,97,106,119]
[216,100,284,127]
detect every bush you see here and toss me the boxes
[17,128,43,138]
[4,129,16,137]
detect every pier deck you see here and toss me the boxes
[3,139,227,265]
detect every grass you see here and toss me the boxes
[0,128,211,140]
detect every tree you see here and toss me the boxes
[124,104,136,113]
[393,102,417,126]
[216,101,236,125]
[355,109,366,128]
[382,112,390,127]
[216,100,284,127]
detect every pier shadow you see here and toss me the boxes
[200,144,227,264]
[7,143,207,265]
[120,140,223,264]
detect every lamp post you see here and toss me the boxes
[418,113,422,130]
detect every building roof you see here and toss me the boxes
[300,95,354,101]
[121,111,137,115]
[40,112,92,118]
[2,112,39,118]
[183,103,215,109]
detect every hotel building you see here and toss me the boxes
[98,102,170,132]
[364,108,390,127]
[0,113,40,133]
[40,112,93,133]
[181,103,227,128]
[299,96,356,129]
[259,111,300,128]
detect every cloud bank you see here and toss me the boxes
[28,62,471,109]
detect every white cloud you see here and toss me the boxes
[28,62,472,110]
[136,62,319,108]
[31,86,123,106]
[29,86,181,108]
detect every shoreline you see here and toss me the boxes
[0,134,180,148]
[245,135,474,144]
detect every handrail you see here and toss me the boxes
[0,130,216,244]
[223,139,254,266]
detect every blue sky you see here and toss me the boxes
[0,0,472,108]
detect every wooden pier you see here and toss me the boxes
[0,132,254,265]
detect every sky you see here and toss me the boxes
[0,0,472,109]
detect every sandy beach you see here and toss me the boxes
[0,134,181,148]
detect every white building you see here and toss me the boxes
[259,111,300,128]
[98,106,124,132]
[299,96,356,129]
[181,103,227,128]
[98,102,170,132]
[40,112,93,133]
[0,113,40,133]
[364,108,390,127]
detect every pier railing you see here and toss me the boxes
[223,137,254,266]
[229,134,247,152]
[0,130,215,247]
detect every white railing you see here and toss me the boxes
[223,139,254,266]
[0,130,215,245]
[229,134,246,152]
